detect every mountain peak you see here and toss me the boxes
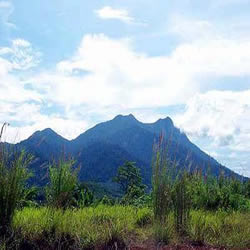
[41,128,55,134]
[32,128,57,137]
[155,116,174,126]
[28,128,68,142]
[113,114,137,121]
[112,114,140,125]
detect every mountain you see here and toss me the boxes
[19,128,70,159]
[16,114,246,186]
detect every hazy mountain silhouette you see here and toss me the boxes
[16,114,246,186]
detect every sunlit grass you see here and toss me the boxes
[13,205,152,248]
[189,210,250,248]
[11,206,250,249]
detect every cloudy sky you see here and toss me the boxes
[0,0,250,177]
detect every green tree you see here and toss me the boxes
[113,161,145,193]
[113,161,146,204]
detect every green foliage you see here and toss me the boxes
[244,180,250,198]
[0,205,249,249]
[172,172,191,236]
[113,161,147,205]
[74,183,94,208]
[189,210,250,247]
[153,220,173,244]
[45,157,78,209]
[121,185,145,205]
[18,186,39,208]
[0,125,33,235]
[188,171,249,211]
[151,135,174,243]
[135,207,152,227]
[113,161,145,193]
[12,205,147,249]
[100,195,116,206]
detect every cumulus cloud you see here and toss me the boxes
[36,34,198,110]
[175,90,250,144]
[174,90,250,176]
[31,32,250,113]
[95,6,136,24]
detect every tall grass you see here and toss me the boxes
[0,123,33,235]
[151,133,173,243]
[172,171,191,236]
[12,205,152,249]
[45,157,79,209]
[10,206,250,249]
[189,210,250,248]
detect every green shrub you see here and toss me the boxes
[0,123,33,235]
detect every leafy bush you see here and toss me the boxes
[188,171,250,211]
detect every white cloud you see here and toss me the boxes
[175,90,250,145]
[12,39,31,47]
[36,34,198,110]
[32,33,250,113]
[0,39,42,106]
[169,16,214,42]
[174,90,250,177]
[0,39,41,70]
[95,6,135,24]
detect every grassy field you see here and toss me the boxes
[0,205,248,249]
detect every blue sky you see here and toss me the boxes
[1,0,250,177]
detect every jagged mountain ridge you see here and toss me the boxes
[16,114,245,186]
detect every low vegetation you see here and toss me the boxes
[1,207,249,249]
[0,127,250,249]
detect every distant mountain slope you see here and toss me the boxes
[15,114,246,186]
[18,128,70,160]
